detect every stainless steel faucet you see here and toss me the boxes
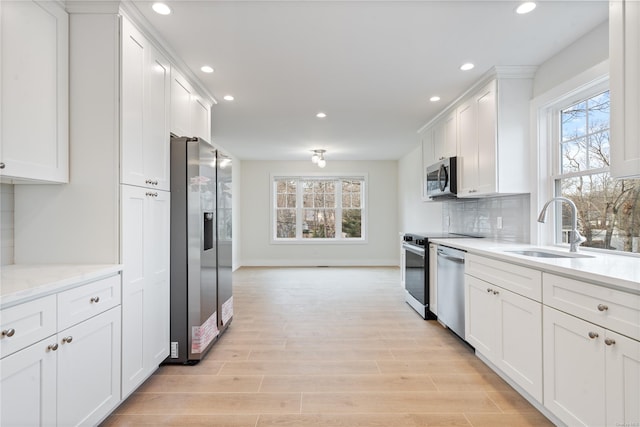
[537,197,586,252]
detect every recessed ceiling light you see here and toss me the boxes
[223,95,234,101]
[152,2,171,15]
[316,112,327,118]
[201,66,214,73]
[430,96,441,102]
[460,63,475,71]
[516,2,537,14]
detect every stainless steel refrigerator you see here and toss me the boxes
[166,135,233,364]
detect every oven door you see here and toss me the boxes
[403,243,426,305]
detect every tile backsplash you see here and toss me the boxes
[443,194,530,243]
[1,184,15,265]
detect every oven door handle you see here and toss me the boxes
[402,243,425,256]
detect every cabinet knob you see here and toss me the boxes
[47,343,58,351]
[1,328,15,337]
[492,290,499,295]
[0,162,5,169]
[90,296,100,303]
[597,304,608,312]
[62,336,73,344]
[486,288,492,293]
[469,189,477,193]
[604,338,616,346]
[588,331,599,339]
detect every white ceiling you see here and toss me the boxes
[132,0,608,161]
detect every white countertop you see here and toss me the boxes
[1,264,123,308]
[429,238,640,294]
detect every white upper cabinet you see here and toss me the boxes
[433,111,457,162]
[121,18,170,191]
[171,70,212,142]
[610,0,640,178]
[0,0,68,183]
[457,72,533,197]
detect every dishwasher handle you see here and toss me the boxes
[437,249,465,263]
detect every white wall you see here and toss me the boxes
[397,144,443,234]
[1,184,15,265]
[239,159,398,266]
[533,20,608,97]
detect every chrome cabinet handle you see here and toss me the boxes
[492,290,499,295]
[145,179,159,186]
[486,288,492,293]
[604,338,616,346]
[47,343,58,351]
[588,331,599,339]
[597,304,608,312]
[145,192,158,197]
[62,336,73,344]
[0,162,5,169]
[469,189,477,193]
[90,296,100,303]
[1,328,15,337]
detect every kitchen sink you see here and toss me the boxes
[504,249,595,259]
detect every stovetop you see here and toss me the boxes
[403,232,482,248]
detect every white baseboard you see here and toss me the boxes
[239,258,398,267]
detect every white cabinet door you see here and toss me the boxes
[121,18,170,191]
[475,81,497,195]
[0,0,68,183]
[170,70,211,141]
[456,99,477,197]
[605,330,640,426]
[144,189,171,369]
[144,47,171,191]
[0,337,57,427]
[465,275,497,356]
[57,307,121,427]
[433,111,457,161]
[121,185,170,397]
[543,306,606,427]
[496,286,542,402]
[192,95,211,142]
[121,185,147,396]
[610,0,640,178]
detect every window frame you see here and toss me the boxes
[270,172,368,244]
[531,61,609,249]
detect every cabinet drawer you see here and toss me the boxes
[466,254,542,301]
[543,273,640,341]
[58,274,121,330]
[0,295,57,359]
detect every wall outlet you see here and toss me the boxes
[170,342,179,358]
[497,216,503,229]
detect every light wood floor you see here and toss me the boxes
[101,267,553,427]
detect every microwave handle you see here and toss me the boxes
[438,164,448,192]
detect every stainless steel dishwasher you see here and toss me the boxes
[436,245,466,340]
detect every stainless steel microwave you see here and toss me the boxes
[425,157,458,199]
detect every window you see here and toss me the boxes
[273,175,365,242]
[553,90,640,253]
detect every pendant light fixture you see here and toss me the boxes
[311,149,327,168]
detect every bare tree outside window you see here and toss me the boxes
[273,176,365,241]
[557,91,640,253]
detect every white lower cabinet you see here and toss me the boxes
[0,273,122,427]
[121,185,170,397]
[57,307,121,427]
[544,306,640,427]
[0,336,57,426]
[465,274,542,402]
